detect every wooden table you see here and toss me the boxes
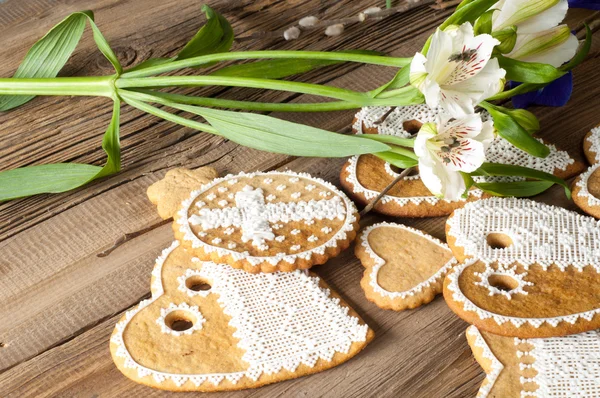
[0,1,599,396]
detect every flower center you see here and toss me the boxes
[447,48,478,63]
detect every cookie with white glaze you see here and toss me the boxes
[355,222,457,310]
[444,198,600,338]
[341,106,584,218]
[110,241,374,392]
[574,126,600,218]
[466,325,600,398]
[173,171,360,273]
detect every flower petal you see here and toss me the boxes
[446,58,506,106]
[517,0,568,34]
[492,0,567,33]
[419,159,466,201]
[509,27,578,67]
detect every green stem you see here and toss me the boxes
[121,95,219,135]
[117,75,376,104]
[121,51,412,78]
[388,145,418,160]
[0,76,115,97]
[358,133,415,147]
[124,89,362,112]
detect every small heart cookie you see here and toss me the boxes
[341,106,583,218]
[444,198,600,338]
[110,242,374,392]
[174,171,360,273]
[466,325,600,398]
[355,222,457,310]
[574,125,600,218]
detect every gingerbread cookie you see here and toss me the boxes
[147,167,219,219]
[110,241,374,392]
[341,106,583,218]
[173,171,360,273]
[574,126,600,219]
[444,198,600,338]
[355,222,457,311]
[467,326,600,397]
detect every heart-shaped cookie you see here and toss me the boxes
[174,171,360,273]
[341,106,583,218]
[110,242,374,391]
[355,222,457,310]
[444,198,600,338]
[467,325,600,398]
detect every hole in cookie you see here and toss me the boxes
[486,233,513,249]
[185,276,211,292]
[487,274,520,292]
[403,119,423,135]
[165,310,196,332]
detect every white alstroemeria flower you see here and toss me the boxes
[410,23,506,117]
[415,114,495,201]
[492,0,568,34]
[507,25,578,67]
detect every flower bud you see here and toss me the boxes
[492,26,517,54]
[507,25,578,67]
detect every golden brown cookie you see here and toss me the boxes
[110,241,374,392]
[355,222,457,311]
[444,198,600,338]
[583,124,600,165]
[342,106,584,218]
[573,163,600,218]
[466,325,600,397]
[174,171,360,273]
[148,167,219,219]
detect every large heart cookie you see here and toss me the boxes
[340,106,583,218]
[110,242,374,392]
[444,198,600,338]
[466,325,600,398]
[355,222,457,311]
[574,125,600,219]
[174,171,360,273]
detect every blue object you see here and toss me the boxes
[568,0,600,9]
[510,72,573,108]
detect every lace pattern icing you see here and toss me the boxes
[467,326,504,398]
[575,163,600,207]
[111,241,369,388]
[359,222,457,299]
[587,126,600,163]
[516,330,600,397]
[177,171,358,267]
[156,302,206,336]
[446,198,600,270]
[474,264,534,300]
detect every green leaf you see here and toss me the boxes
[498,55,565,84]
[474,9,494,35]
[475,180,554,197]
[473,162,570,197]
[81,11,122,74]
[560,24,591,72]
[370,65,410,98]
[211,50,381,79]
[175,5,234,65]
[440,0,499,30]
[125,57,172,73]
[503,108,539,134]
[480,102,549,158]
[461,172,475,198]
[375,152,418,169]
[0,13,87,111]
[179,105,390,157]
[0,100,121,201]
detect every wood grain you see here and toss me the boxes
[0,1,599,397]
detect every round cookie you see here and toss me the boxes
[574,126,600,218]
[467,326,600,398]
[110,241,374,392]
[342,106,584,218]
[355,222,457,310]
[444,197,600,338]
[173,171,360,273]
[583,124,600,165]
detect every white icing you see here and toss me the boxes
[112,242,369,388]
[177,269,212,298]
[516,330,600,397]
[587,126,600,163]
[446,198,600,270]
[190,185,345,248]
[156,302,206,336]
[359,222,457,300]
[474,264,534,300]
[466,326,504,398]
[179,171,358,268]
[347,106,575,207]
[575,163,600,208]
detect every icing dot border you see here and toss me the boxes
[575,163,600,208]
